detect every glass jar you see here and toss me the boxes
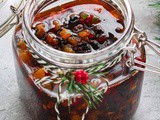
[2,0,160,120]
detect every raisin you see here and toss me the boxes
[60,28,72,40]
[46,33,59,46]
[35,27,46,39]
[78,29,90,38]
[94,25,104,34]
[52,20,61,31]
[88,30,95,39]
[33,68,45,79]
[68,36,78,47]
[98,34,107,44]
[90,40,100,50]
[17,40,27,51]
[69,14,79,24]
[63,44,75,53]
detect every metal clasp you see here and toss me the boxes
[125,26,160,74]
[0,0,27,38]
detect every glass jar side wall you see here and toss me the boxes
[12,24,146,120]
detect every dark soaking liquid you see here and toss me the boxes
[32,0,125,53]
[13,0,145,120]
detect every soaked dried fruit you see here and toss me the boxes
[78,29,90,38]
[60,29,72,40]
[52,20,61,31]
[33,68,45,79]
[42,81,53,90]
[17,40,27,51]
[68,36,78,47]
[63,44,75,53]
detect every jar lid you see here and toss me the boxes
[0,0,25,37]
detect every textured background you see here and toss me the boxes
[0,0,160,120]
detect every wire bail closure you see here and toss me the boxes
[125,26,160,74]
[0,0,27,38]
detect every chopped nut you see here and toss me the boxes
[60,29,72,40]
[78,29,90,38]
[33,68,45,79]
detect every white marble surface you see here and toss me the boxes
[0,0,160,120]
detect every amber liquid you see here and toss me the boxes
[13,1,146,120]
[33,0,125,53]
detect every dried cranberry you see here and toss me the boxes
[88,30,95,39]
[98,34,107,44]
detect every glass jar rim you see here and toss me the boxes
[23,0,134,68]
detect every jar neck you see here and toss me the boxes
[22,0,134,68]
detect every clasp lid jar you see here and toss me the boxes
[9,0,160,119]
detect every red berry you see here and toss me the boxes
[74,70,89,85]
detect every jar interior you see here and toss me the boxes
[23,0,134,67]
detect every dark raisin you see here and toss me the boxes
[69,14,79,24]
[81,43,91,52]
[115,27,123,33]
[90,40,100,50]
[94,25,104,34]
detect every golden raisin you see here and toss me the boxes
[63,44,75,53]
[78,29,90,38]
[71,114,81,120]
[52,20,61,31]
[60,29,72,40]
[19,50,33,65]
[42,81,53,90]
[68,37,78,47]
[46,34,59,46]
[17,40,27,51]
[33,68,45,79]
[47,102,54,109]
[35,23,45,30]
[36,27,46,39]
